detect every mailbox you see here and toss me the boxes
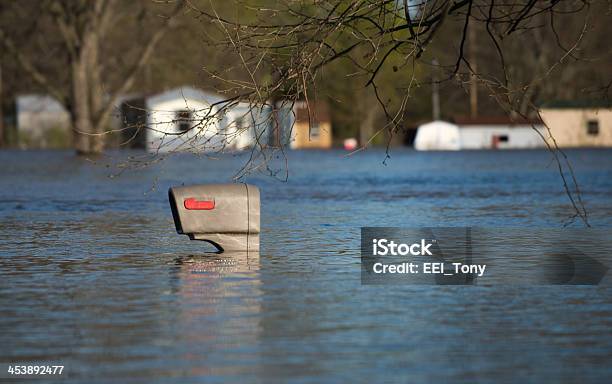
[168,184,260,252]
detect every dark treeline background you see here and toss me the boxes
[0,0,611,151]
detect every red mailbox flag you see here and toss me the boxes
[184,198,215,210]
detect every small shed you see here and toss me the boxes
[145,87,225,153]
[288,101,332,149]
[16,94,71,147]
[454,116,545,150]
[539,101,612,147]
[414,117,545,151]
[120,96,147,149]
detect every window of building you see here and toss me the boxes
[587,120,599,136]
[309,122,320,139]
[498,135,509,142]
[176,110,192,132]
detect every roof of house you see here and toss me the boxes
[16,94,67,113]
[295,101,330,123]
[539,100,612,109]
[452,115,543,126]
[417,120,459,130]
[146,86,224,108]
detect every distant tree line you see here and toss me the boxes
[1,1,610,154]
[2,0,610,225]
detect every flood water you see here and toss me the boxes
[1,148,612,382]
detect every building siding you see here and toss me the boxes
[289,102,333,149]
[459,125,545,149]
[145,88,224,153]
[539,108,612,147]
[291,121,333,149]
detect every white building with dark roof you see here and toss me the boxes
[415,117,546,151]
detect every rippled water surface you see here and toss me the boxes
[1,148,612,383]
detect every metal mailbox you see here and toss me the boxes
[168,184,260,252]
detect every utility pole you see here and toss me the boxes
[432,59,440,121]
[468,22,478,118]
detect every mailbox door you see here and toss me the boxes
[169,184,258,235]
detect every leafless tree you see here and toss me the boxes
[164,0,603,225]
[0,0,185,154]
[2,0,607,225]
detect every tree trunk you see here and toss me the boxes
[468,22,478,118]
[0,58,3,147]
[359,92,378,147]
[87,27,105,154]
[71,52,95,154]
[71,29,104,155]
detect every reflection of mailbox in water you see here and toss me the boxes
[168,184,260,252]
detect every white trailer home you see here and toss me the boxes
[145,87,225,153]
[222,102,272,150]
[415,117,546,151]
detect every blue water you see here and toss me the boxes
[1,148,611,382]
